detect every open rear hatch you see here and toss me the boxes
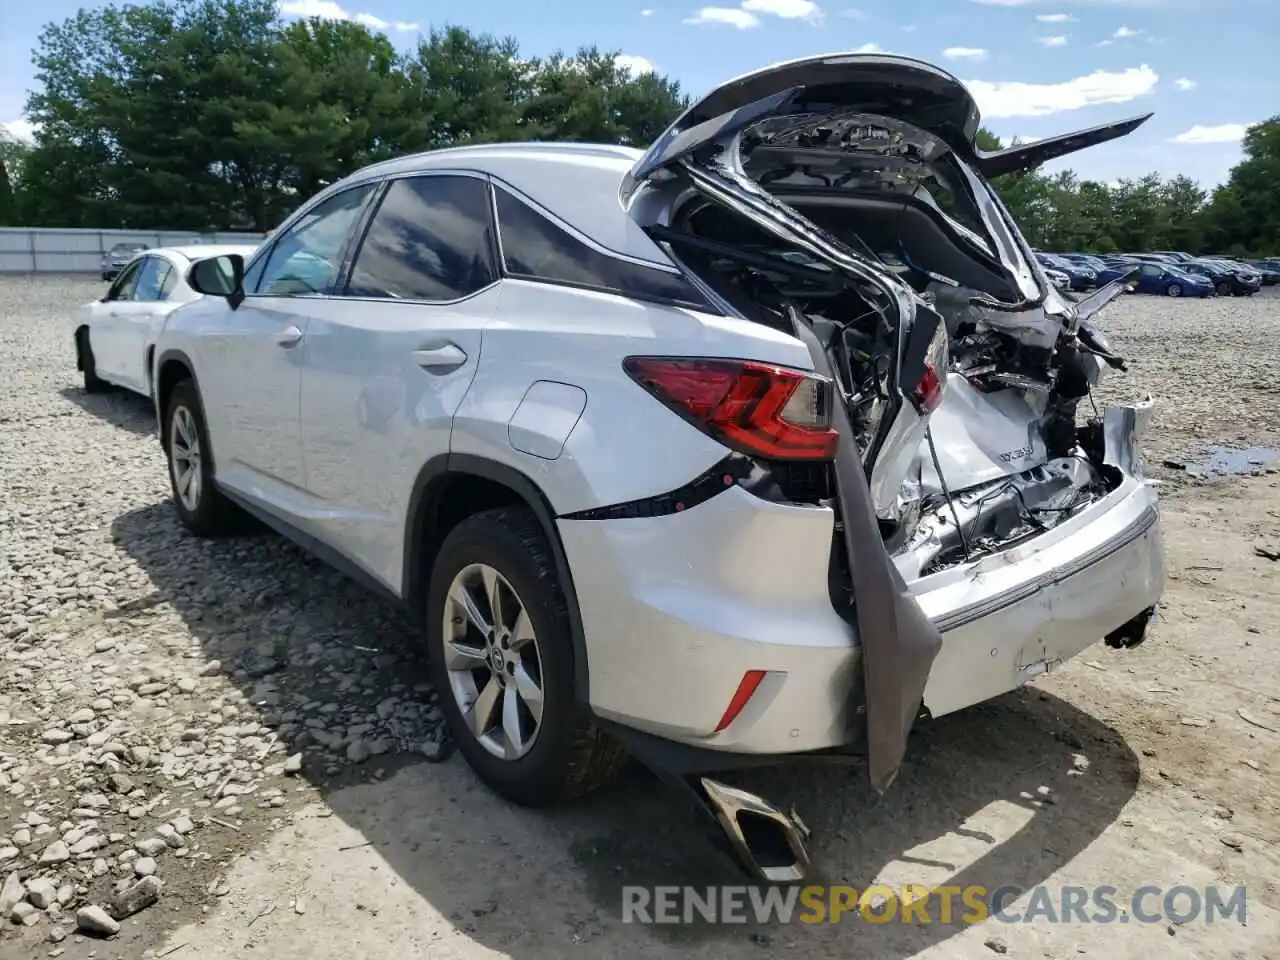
[620,52,1150,792]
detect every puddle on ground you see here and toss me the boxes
[1182,446,1280,478]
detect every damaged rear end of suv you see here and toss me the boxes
[612,53,1164,880]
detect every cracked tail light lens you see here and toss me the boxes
[910,321,949,415]
[624,356,839,462]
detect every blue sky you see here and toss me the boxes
[2,0,1276,187]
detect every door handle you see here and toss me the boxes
[275,325,304,348]
[412,343,467,371]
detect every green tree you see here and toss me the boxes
[11,0,1266,250]
[0,134,26,223]
[1202,117,1280,254]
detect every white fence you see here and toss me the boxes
[0,227,267,274]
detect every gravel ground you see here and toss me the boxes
[1,276,1278,960]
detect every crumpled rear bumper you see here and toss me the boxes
[910,400,1165,716]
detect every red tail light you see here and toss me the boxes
[624,356,839,461]
[909,320,950,414]
[912,364,944,413]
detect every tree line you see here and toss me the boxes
[1,0,1276,256]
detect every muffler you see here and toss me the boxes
[693,777,813,883]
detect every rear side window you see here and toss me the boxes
[492,186,709,309]
[345,176,496,302]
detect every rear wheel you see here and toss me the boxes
[425,506,626,807]
[76,328,110,394]
[1166,284,1182,297]
[162,379,245,537]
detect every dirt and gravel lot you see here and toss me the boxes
[1,276,1278,960]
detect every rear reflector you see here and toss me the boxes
[715,670,767,733]
[624,357,839,461]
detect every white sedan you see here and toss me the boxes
[74,244,259,398]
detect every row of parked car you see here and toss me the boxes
[1035,250,1279,298]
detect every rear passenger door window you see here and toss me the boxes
[344,175,496,301]
[104,260,144,302]
[132,257,169,302]
[492,185,707,308]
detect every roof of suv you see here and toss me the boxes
[335,142,660,266]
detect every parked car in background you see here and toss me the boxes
[1129,260,1214,297]
[144,52,1165,883]
[1035,253,1096,290]
[1203,258,1263,291]
[1241,260,1280,285]
[1043,266,1072,290]
[75,244,261,397]
[1182,259,1260,296]
[101,242,149,281]
[1095,256,1143,287]
[1149,251,1196,263]
[1059,253,1112,275]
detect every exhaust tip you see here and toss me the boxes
[698,777,813,884]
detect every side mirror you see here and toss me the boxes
[189,254,246,310]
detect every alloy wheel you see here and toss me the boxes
[169,405,202,512]
[441,563,545,760]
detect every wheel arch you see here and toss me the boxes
[404,453,591,703]
[154,348,200,442]
[145,343,157,396]
[74,324,90,371]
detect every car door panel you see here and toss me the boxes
[112,256,172,395]
[299,173,500,592]
[92,261,143,383]
[200,182,379,524]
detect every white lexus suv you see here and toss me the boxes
[149,54,1164,881]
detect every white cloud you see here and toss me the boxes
[684,0,822,27]
[683,6,760,27]
[615,54,656,75]
[1036,35,1069,46]
[279,0,417,31]
[1174,77,1196,91]
[1113,25,1141,37]
[853,42,887,53]
[839,7,866,18]
[944,47,988,61]
[641,7,654,14]
[741,0,821,17]
[967,64,1158,118]
[1,120,37,143]
[1037,13,1074,22]
[1171,123,1252,144]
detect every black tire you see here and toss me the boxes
[1166,283,1182,297]
[1217,281,1232,296]
[76,328,110,394]
[161,378,246,537]
[425,506,626,807]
